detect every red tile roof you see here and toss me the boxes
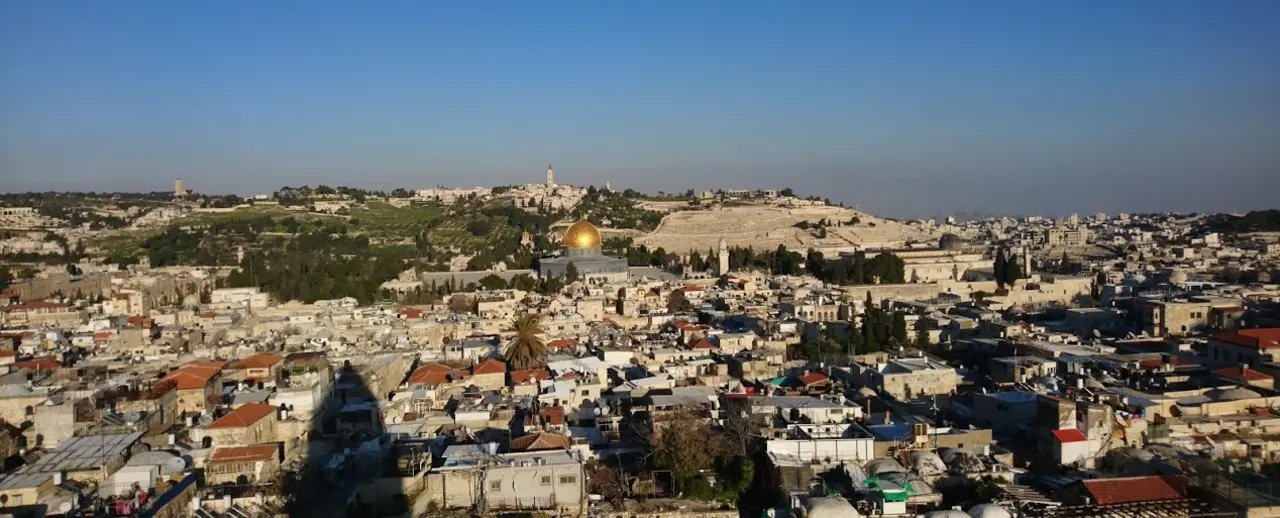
[1212,366,1271,381]
[1213,329,1280,350]
[472,359,507,375]
[232,353,282,370]
[12,357,61,371]
[545,338,577,350]
[209,444,279,463]
[408,363,456,385]
[208,403,276,429]
[1081,475,1189,505]
[690,338,715,350]
[163,362,224,390]
[540,406,565,426]
[509,431,571,452]
[510,368,550,385]
[93,331,114,340]
[799,372,830,386]
[1052,428,1088,443]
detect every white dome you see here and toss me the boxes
[866,458,907,477]
[912,451,948,477]
[807,497,859,518]
[925,511,971,518]
[969,503,1014,518]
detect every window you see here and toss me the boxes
[489,480,502,492]
[559,475,577,485]
[540,475,552,486]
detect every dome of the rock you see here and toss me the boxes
[562,219,603,249]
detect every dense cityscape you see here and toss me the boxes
[0,171,1279,518]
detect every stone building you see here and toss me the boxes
[205,443,282,485]
[853,357,959,400]
[200,403,278,449]
[160,360,225,415]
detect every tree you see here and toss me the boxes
[891,313,908,344]
[799,335,842,362]
[993,249,1008,289]
[448,294,472,314]
[652,409,718,494]
[465,219,492,236]
[1002,250,1022,288]
[0,265,12,290]
[667,289,693,313]
[502,313,548,370]
[719,401,767,458]
[565,262,580,283]
[478,274,507,290]
[780,188,795,197]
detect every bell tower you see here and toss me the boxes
[546,165,555,186]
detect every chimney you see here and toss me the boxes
[53,472,65,485]
[223,494,232,509]
[168,433,177,446]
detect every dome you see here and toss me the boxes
[911,451,947,477]
[806,497,859,518]
[925,511,970,518]
[866,458,907,477]
[939,233,966,250]
[1206,386,1261,402]
[968,504,1014,518]
[562,219,602,249]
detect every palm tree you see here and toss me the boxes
[503,313,548,370]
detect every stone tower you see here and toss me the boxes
[546,165,555,186]
[718,237,729,275]
[174,178,185,198]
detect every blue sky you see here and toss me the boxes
[2,1,1277,217]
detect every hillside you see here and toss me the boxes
[632,203,937,254]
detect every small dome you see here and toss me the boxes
[562,219,602,248]
[1206,386,1261,402]
[911,451,947,477]
[939,233,966,250]
[856,387,878,398]
[969,503,1014,518]
[866,458,907,477]
[807,497,858,518]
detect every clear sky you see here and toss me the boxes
[2,1,1277,218]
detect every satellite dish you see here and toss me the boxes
[59,502,73,513]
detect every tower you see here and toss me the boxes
[174,178,185,198]
[718,237,729,275]
[546,165,555,186]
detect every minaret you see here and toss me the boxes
[718,237,729,275]
[174,178,185,198]
[546,165,555,186]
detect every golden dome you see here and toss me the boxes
[562,219,602,248]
